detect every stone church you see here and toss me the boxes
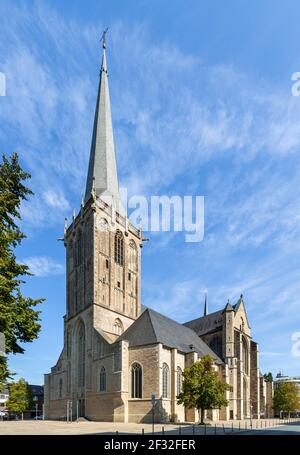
[44,40,272,423]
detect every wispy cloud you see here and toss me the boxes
[23,256,64,277]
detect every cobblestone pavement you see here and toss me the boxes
[0,419,299,435]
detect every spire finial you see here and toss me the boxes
[101,27,109,50]
[64,217,68,235]
[204,291,208,316]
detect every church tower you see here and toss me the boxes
[64,36,142,344]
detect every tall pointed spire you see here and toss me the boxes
[204,292,208,316]
[84,31,124,214]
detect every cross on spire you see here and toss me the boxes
[101,27,108,49]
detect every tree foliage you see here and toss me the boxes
[0,153,44,384]
[263,372,273,382]
[6,378,33,415]
[273,382,300,414]
[177,355,232,424]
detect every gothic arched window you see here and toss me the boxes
[162,363,169,398]
[77,322,85,387]
[242,337,248,374]
[99,366,106,392]
[59,378,63,399]
[77,231,82,266]
[114,231,124,266]
[131,363,142,398]
[177,367,182,395]
[68,240,74,272]
[128,240,137,272]
[113,318,123,336]
[66,327,71,357]
[209,335,223,359]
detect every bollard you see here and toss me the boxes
[142,428,144,435]
[116,430,118,435]
[192,425,195,436]
[179,425,181,435]
[162,426,164,435]
[232,422,234,432]
[239,421,241,431]
[245,421,247,430]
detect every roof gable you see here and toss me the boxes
[119,308,223,364]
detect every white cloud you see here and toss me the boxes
[43,190,70,211]
[23,256,64,277]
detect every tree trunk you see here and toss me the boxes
[200,408,205,425]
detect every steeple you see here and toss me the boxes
[84,32,124,215]
[204,292,208,316]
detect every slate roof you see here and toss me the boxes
[184,309,225,336]
[28,385,44,397]
[118,308,223,364]
[183,299,249,336]
[84,46,124,215]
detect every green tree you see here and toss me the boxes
[6,378,33,415]
[177,355,232,424]
[263,372,273,382]
[0,153,43,384]
[273,382,300,416]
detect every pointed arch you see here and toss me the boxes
[131,363,142,398]
[128,240,137,272]
[177,367,182,395]
[114,230,124,266]
[162,363,169,398]
[113,318,123,335]
[99,366,106,392]
[242,336,249,374]
[74,319,86,388]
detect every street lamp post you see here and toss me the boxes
[151,395,156,435]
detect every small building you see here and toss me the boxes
[274,370,300,415]
[0,388,9,412]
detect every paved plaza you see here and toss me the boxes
[0,419,299,435]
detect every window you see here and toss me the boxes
[128,240,137,271]
[77,231,82,266]
[131,363,142,398]
[99,366,106,392]
[68,240,74,272]
[106,259,109,269]
[114,231,124,265]
[117,281,121,288]
[209,335,223,358]
[242,337,248,374]
[59,378,63,399]
[162,363,169,398]
[177,367,182,395]
[66,327,71,357]
[113,318,123,335]
[77,323,85,387]
[128,272,131,281]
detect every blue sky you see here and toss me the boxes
[1,0,300,384]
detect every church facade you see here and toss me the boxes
[44,42,272,423]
